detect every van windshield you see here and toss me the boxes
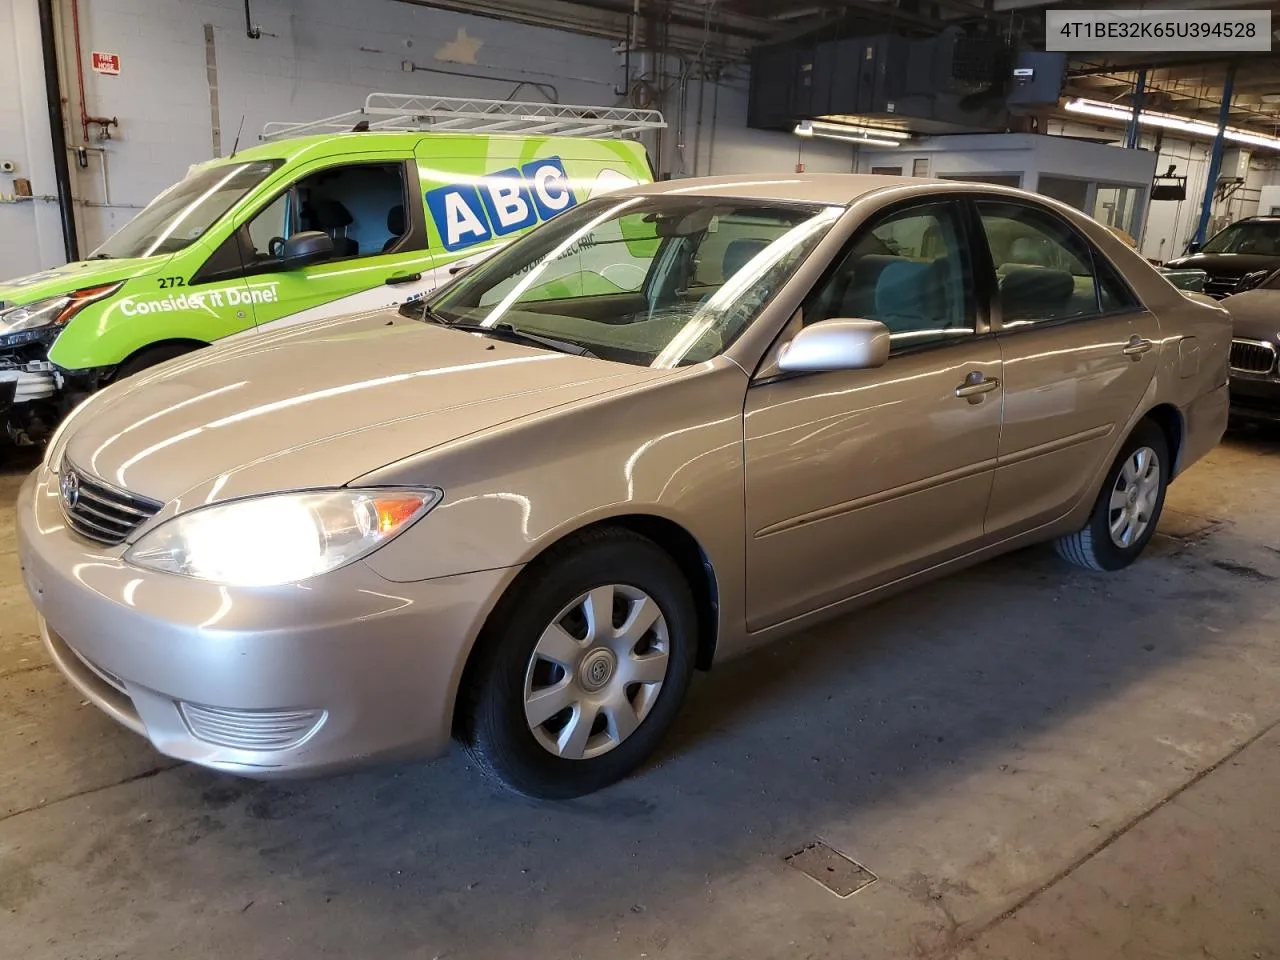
[90,159,282,260]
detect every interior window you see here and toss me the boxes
[804,201,977,351]
[977,201,1136,326]
[243,162,410,267]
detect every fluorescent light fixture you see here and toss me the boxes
[810,119,910,140]
[793,121,901,148]
[1065,97,1280,151]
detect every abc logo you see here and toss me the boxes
[426,157,578,252]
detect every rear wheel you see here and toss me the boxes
[459,528,697,799]
[1055,420,1169,572]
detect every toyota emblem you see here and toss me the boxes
[60,469,81,508]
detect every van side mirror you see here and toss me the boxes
[1186,240,1202,254]
[777,318,891,374]
[280,231,334,269]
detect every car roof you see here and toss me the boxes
[207,130,643,164]
[625,172,997,206]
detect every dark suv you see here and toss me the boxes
[1223,267,1280,423]
[1166,216,1280,298]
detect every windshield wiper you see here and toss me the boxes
[445,321,597,359]
[88,253,113,260]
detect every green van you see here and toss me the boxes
[0,98,658,445]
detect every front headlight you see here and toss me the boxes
[125,488,442,586]
[0,283,122,343]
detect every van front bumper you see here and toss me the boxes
[16,467,516,778]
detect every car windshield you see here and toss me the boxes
[1201,219,1280,255]
[90,159,282,260]
[415,195,843,368]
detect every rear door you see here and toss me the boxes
[743,198,1003,630]
[975,198,1161,537]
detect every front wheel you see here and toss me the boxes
[459,528,697,799]
[1055,420,1170,572]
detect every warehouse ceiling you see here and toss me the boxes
[399,0,1280,138]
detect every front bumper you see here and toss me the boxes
[16,468,517,778]
[1229,374,1280,423]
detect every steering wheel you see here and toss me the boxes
[268,237,286,258]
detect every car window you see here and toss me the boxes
[977,201,1138,326]
[246,191,293,261]
[803,201,977,351]
[243,162,411,267]
[425,195,842,368]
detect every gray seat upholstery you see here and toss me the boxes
[303,198,358,257]
[872,258,945,333]
[999,266,1074,321]
[382,205,406,252]
[721,238,768,279]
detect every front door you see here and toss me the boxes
[974,199,1162,537]
[744,199,1003,631]
[200,158,438,337]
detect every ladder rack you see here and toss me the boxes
[262,93,666,142]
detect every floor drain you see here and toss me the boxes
[785,840,878,898]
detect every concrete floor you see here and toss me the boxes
[3,434,1280,960]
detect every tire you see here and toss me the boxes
[1055,420,1170,572]
[112,343,202,383]
[458,527,698,799]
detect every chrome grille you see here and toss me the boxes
[1204,273,1244,298]
[179,702,326,751]
[58,460,162,545]
[1229,339,1276,376]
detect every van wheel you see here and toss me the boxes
[459,528,697,799]
[1055,420,1169,572]
[112,343,202,382]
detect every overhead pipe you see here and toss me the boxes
[69,0,118,140]
[36,0,79,261]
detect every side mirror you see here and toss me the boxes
[777,318,891,374]
[279,230,334,269]
[1186,240,1203,254]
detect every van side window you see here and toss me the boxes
[244,162,411,264]
[803,201,977,352]
[976,201,1139,326]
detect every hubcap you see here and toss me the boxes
[1108,445,1161,549]
[523,583,670,761]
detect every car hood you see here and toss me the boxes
[1164,252,1280,275]
[0,256,171,306]
[60,312,666,505]
[1223,288,1280,341]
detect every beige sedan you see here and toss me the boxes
[17,175,1230,798]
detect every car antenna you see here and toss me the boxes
[229,115,246,159]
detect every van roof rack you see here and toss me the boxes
[262,93,666,142]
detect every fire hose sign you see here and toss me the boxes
[91,52,120,75]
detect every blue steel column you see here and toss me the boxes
[1193,62,1237,248]
[1125,68,1146,150]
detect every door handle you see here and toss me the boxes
[385,272,422,286]
[955,372,1000,403]
[1123,336,1154,359]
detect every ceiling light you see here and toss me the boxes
[793,121,901,148]
[1065,97,1280,151]
[810,119,910,140]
